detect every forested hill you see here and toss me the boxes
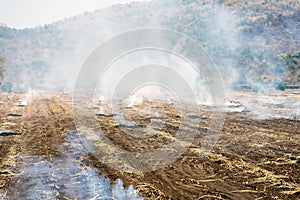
[0,0,299,92]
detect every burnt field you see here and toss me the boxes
[0,92,299,199]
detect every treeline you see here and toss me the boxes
[0,0,299,92]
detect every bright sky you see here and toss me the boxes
[0,0,151,29]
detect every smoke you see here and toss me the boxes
[1,0,298,95]
[126,94,143,108]
[1,1,299,199]
[17,87,36,106]
[6,132,142,200]
[41,10,124,92]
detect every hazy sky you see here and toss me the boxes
[0,0,151,29]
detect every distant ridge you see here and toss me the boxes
[0,0,299,91]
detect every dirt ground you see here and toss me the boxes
[0,92,299,199]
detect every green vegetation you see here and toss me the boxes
[180,0,195,4]
[277,52,300,84]
[251,84,263,93]
[1,81,13,93]
[275,81,286,91]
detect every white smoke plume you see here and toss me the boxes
[5,132,142,200]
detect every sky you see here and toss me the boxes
[0,0,151,29]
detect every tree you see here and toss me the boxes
[0,56,6,86]
[1,81,13,92]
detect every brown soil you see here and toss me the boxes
[0,93,299,199]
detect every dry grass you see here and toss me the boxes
[0,93,299,199]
